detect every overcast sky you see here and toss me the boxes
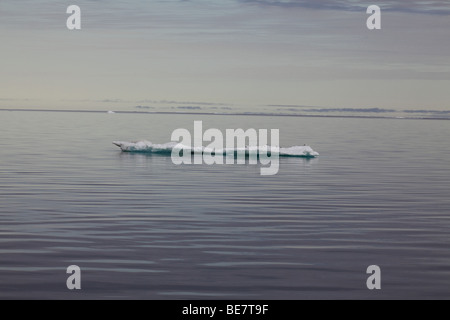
[1,0,449,110]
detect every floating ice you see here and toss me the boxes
[112,141,319,157]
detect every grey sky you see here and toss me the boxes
[1,0,449,110]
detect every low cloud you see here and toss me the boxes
[136,99,228,106]
[135,105,154,109]
[277,107,396,113]
[404,109,450,114]
[238,0,450,15]
[175,106,202,110]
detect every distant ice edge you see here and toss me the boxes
[113,141,319,157]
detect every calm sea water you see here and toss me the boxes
[0,110,449,299]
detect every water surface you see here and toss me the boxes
[0,111,449,299]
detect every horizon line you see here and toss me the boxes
[1,108,449,121]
